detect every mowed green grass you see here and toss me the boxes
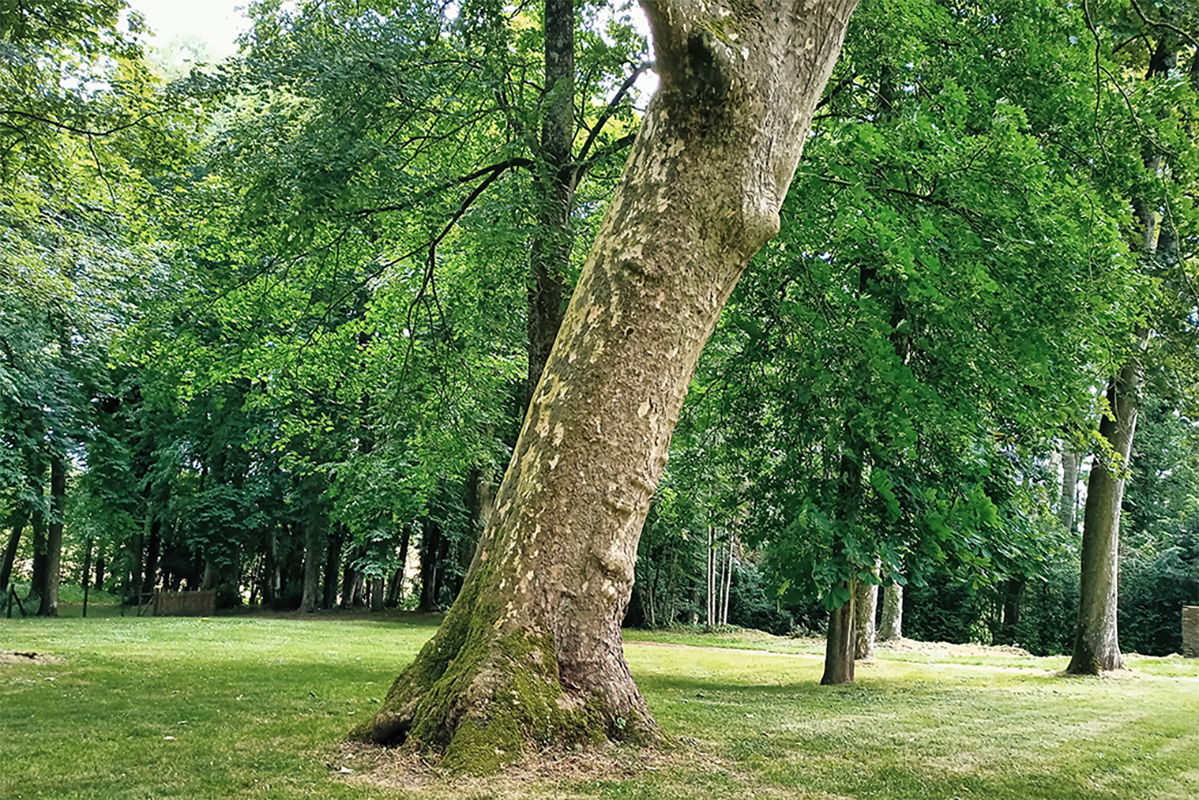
[1,613,1196,800]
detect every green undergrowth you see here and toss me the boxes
[1,616,1196,799]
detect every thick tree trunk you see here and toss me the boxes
[822,581,856,685]
[36,455,66,617]
[878,581,902,641]
[1067,355,1142,674]
[356,0,857,771]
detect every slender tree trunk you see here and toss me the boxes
[1067,353,1142,674]
[822,580,857,685]
[370,576,385,612]
[0,507,28,590]
[1001,578,1025,644]
[262,531,277,605]
[1059,447,1079,532]
[357,0,857,770]
[323,525,344,610]
[94,552,104,592]
[878,581,902,641]
[28,464,46,603]
[386,523,413,606]
[417,522,441,613]
[142,517,161,597]
[526,0,576,396]
[706,526,715,627]
[299,504,324,614]
[719,537,728,623]
[36,455,66,617]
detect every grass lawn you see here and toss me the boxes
[1,609,1196,799]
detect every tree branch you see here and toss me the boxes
[349,157,533,218]
[575,61,653,166]
[1128,0,1199,49]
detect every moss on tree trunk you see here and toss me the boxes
[355,0,858,772]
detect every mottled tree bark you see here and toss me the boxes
[852,566,878,660]
[1059,446,1079,532]
[357,0,857,772]
[878,581,902,641]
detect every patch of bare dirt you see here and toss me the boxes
[327,739,738,798]
[878,637,1033,658]
[0,650,64,665]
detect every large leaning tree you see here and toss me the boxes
[354,0,858,773]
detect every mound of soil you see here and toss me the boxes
[0,650,64,665]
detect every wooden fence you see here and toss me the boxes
[153,590,215,617]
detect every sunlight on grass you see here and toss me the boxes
[2,617,1196,799]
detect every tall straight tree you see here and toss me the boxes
[1068,7,1199,675]
[356,0,858,772]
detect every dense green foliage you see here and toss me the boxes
[1,0,1196,663]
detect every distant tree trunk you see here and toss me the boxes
[80,538,92,616]
[299,506,324,614]
[721,537,734,627]
[357,0,858,768]
[822,581,857,685]
[417,521,441,613]
[262,531,277,605]
[0,507,28,590]
[36,455,66,617]
[141,517,161,596]
[28,466,46,603]
[1059,447,1079,532]
[386,523,413,606]
[1000,578,1025,644]
[340,545,358,609]
[526,0,575,397]
[878,581,902,641]
[129,525,144,602]
[94,552,104,592]
[370,576,384,612]
[323,525,344,610]
[1068,353,1142,674]
[853,565,879,660]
